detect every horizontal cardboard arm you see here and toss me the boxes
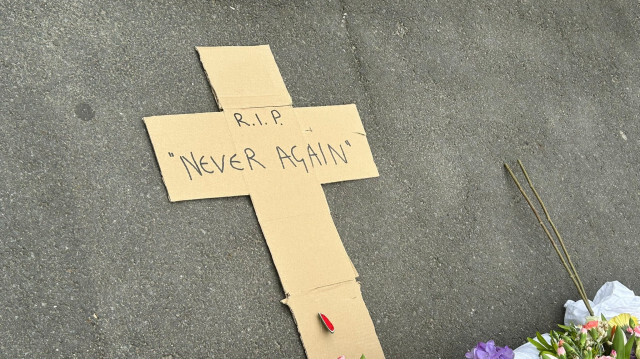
[144,105,378,202]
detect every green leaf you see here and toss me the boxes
[537,332,552,349]
[624,334,635,359]
[527,337,550,352]
[579,332,587,347]
[612,325,626,358]
[563,342,577,354]
[360,355,365,359]
[557,324,572,331]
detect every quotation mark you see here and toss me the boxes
[168,152,174,157]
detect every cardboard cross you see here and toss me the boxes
[144,45,385,358]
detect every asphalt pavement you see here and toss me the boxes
[2,1,640,357]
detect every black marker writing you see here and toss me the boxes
[291,145,309,173]
[180,152,202,180]
[307,144,322,168]
[245,148,266,170]
[175,148,263,180]
[328,143,348,165]
[276,146,297,169]
[271,109,282,125]
[231,108,284,128]
[234,113,250,127]
[275,140,350,173]
[229,154,243,171]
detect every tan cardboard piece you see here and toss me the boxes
[144,45,384,358]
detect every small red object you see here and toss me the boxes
[319,313,335,333]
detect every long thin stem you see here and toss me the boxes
[504,163,594,316]
[517,160,592,314]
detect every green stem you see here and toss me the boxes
[504,163,594,316]
[517,160,593,316]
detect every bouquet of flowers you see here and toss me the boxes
[467,313,640,359]
[527,314,639,359]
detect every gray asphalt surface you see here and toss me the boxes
[2,1,640,358]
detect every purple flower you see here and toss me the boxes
[465,340,515,359]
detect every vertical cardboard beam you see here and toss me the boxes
[218,105,384,358]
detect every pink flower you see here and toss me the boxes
[580,327,588,334]
[338,356,346,359]
[557,347,566,356]
[583,320,599,330]
[628,325,640,337]
[595,351,616,359]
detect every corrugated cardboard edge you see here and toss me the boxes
[143,115,177,202]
